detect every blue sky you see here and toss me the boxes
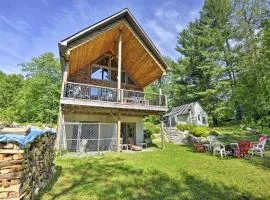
[0,0,204,74]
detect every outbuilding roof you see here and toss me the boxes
[163,102,194,117]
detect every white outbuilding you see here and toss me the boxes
[163,102,208,127]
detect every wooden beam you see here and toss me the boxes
[61,62,69,98]
[57,61,69,150]
[159,88,162,106]
[117,113,121,152]
[117,30,122,101]
[160,115,165,150]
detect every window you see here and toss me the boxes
[96,56,109,66]
[111,58,118,68]
[198,115,201,121]
[202,116,206,124]
[89,54,137,86]
[91,66,109,80]
[127,76,135,85]
[111,69,118,82]
[121,72,126,83]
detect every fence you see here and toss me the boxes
[62,122,117,152]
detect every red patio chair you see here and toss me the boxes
[233,141,251,158]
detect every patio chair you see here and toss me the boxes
[120,138,128,151]
[212,142,226,158]
[190,137,208,153]
[250,136,267,158]
[233,140,250,158]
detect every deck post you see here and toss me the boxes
[117,31,122,102]
[159,89,162,106]
[117,114,121,152]
[57,61,69,149]
[61,62,69,98]
[160,115,165,149]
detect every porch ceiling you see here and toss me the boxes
[67,21,165,88]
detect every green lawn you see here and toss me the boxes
[41,127,270,200]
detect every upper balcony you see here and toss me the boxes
[60,82,168,112]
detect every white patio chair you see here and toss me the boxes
[212,142,226,158]
[251,136,267,158]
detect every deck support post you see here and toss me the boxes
[57,61,69,149]
[117,30,122,102]
[117,113,121,152]
[160,115,165,150]
[159,89,162,106]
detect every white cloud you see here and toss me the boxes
[0,46,24,61]
[0,65,21,74]
[0,15,30,34]
[155,8,180,19]
[146,20,175,43]
[175,23,184,32]
[188,9,200,20]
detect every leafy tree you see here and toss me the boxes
[0,72,23,121]
[170,0,268,125]
[14,52,61,124]
[0,52,61,124]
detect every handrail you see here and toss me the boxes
[66,81,165,97]
[66,81,118,90]
[64,82,167,107]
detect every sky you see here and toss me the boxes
[0,0,204,74]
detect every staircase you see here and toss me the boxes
[164,127,187,144]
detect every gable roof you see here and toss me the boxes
[163,102,194,117]
[59,8,169,73]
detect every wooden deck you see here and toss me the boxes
[60,82,168,112]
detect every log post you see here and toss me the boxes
[160,115,165,149]
[159,89,162,106]
[117,30,122,102]
[117,114,121,152]
[57,61,69,149]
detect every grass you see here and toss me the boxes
[41,126,270,200]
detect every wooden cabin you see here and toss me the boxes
[57,9,169,152]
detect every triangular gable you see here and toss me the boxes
[59,8,169,88]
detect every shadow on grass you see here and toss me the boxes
[41,157,259,200]
[37,166,62,198]
[147,142,161,149]
[246,155,270,171]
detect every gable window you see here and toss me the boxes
[91,66,109,80]
[111,58,118,68]
[111,69,118,82]
[127,76,135,85]
[121,72,126,83]
[90,54,137,85]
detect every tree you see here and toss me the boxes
[14,52,61,124]
[0,72,23,121]
[170,0,268,125]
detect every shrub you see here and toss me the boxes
[192,126,210,137]
[143,122,160,138]
[177,123,210,137]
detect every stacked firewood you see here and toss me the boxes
[0,132,56,200]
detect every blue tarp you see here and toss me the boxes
[0,128,56,148]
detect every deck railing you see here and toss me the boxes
[63,82,167,107]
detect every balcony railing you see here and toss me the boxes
[63,82,167,107]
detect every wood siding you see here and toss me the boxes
[67,20,164,88]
